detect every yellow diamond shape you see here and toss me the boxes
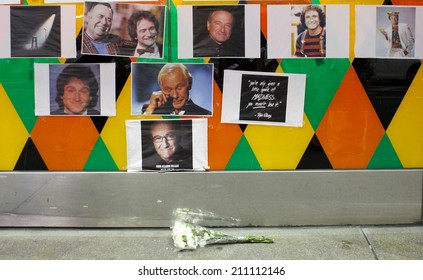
[275,63,284,73]
[387,66,423,168]
[244,114,314,169]
[0,84,29,170]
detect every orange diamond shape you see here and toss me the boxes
[31,117,99,170]
[316,67,385,168]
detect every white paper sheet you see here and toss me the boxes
[0,6,11,58]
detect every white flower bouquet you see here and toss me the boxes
[171,208,274,251]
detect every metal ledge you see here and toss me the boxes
[0,170,422,227]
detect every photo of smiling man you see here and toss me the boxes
[34,63,116,116]
[50,64,101,115]
[82,2,165,58]
[141,120,193,171]
[293,5,326,57]
[82,2,120,55]
[193,5,245,58]
[119,10,163,58]
[126,118,208,171]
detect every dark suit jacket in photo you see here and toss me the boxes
[193,36,244,57]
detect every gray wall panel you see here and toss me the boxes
[0,170,422,227]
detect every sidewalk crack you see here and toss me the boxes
[361,228,379,260]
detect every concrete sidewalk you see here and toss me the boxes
[0,225,422,260]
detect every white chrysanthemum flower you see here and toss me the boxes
[172,221,198,250]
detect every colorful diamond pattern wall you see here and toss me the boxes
[0,0,422,171]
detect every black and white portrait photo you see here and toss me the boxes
[142,120,193,171]
[126,119,208,171]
